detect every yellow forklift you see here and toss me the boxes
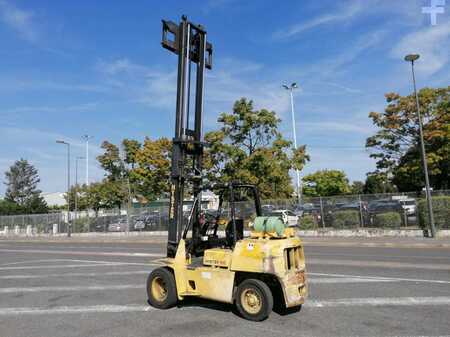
[147,16,307,321]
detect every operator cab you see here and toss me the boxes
[183,183,262,257]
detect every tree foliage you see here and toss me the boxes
[366,87,450,191]
[302,170,350,197]
[3,159,48,214]
[97,141,124,181]
[65,180,129,215]
[130,137,171,201]
[364,173,397,194]
[204,98,309,199]
[96,137,171,203]
[350,181,365,195]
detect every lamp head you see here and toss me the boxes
[404,54,420,62]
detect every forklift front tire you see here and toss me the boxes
[147,268,177,309]
[236,279,273,321]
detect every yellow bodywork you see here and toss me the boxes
[160,230,307,308]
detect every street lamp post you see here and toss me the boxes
[404,54,436,238]
[75,156,85,225]
[56,140,71,237]
[283,82,302,204]
[82,135,93,186]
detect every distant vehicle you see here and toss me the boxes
[368,200,403,214]
[261,204,275,215]
[90,215,120,232]
[268,210,299,226]
[301,203,321,216]
[394,198,417,215]
[338,201,368,212]
[291,206,304,217]
[132,217,146,230]
[108,218,128,232]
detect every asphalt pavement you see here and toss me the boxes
[0,239,449,337]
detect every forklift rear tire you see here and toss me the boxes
[147,268,177,309]
[236,279,273,321]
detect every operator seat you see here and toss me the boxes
[225,219,244,247]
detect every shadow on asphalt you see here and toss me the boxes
[175,296,302,318]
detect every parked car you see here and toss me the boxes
[368,200,403,214]
[301,203,322,216]
[261,204,275,215]
[89,215,119,232]
[268,210,299,227]
[108,218,128,232]
[337,201,368,212]
[398,198,417,215]
[290,205,304,217]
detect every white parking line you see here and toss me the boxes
[309,272,450,285]
[0,270,152,279]
[308,258,450,271]
[0,304,151,316]
[1,296,450,316]
[307,296,450,308]
[0,262,157,271]
[0,284,142,294]
[0,248,164,258]
[309,277,394,284]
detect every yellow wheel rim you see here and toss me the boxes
[151,276,168,302]
[241,288,262,314]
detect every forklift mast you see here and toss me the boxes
[162,16,213,258]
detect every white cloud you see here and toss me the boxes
[0,0,38,42]
[390,22,450,76]
[273,1,368,39]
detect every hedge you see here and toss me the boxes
[300,215,317,229]
[372,212,402,228]
[418,196,450,230]
[332,210,360,229]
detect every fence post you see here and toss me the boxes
[358,195,364,228]
[319,196,325,228]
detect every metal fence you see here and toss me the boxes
[1,190,448,235]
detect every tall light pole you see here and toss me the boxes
[82,135,93,186]
[283,82,302,204]
[56,140,71,237]
[404,54,436,238]
[74,156,85,225]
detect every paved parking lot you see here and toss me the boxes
[0,239,449,337]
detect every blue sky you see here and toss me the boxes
[0,0,449,195]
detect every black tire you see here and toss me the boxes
[147,267,177,309]
[236,279,273,321]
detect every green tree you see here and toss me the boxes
[366,87,450,191]
[97,141,125,181]
[85,182,104,216]
[0,199,23,215]
[99,180,128,209]
[350,181,365,195]
[303,170,350,197]
[4,159,48,213]
[65,184,89,211]
[122,139,141,169]
[363,173,397,194]
[130,137,171,201]
[204,98,308,199]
